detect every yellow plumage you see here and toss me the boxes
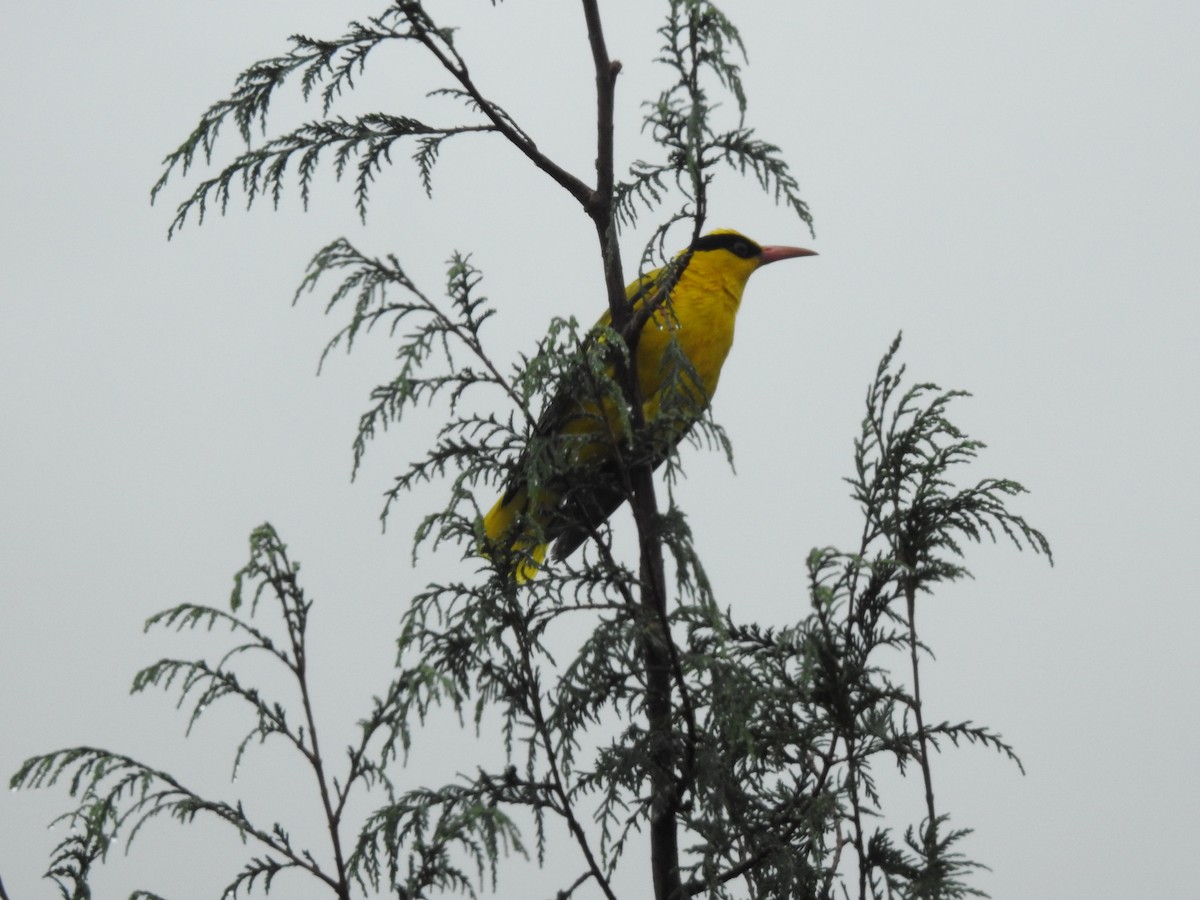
[484,229,815,580]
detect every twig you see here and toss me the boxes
[277,571,351,899]
[401,3,594,209]
[905,581,939,838]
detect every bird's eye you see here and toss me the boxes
[733,240,752,258]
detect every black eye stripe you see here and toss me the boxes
[690,233,762,259]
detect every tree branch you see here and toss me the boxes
[401,2,595,209]
[577,8,681,899]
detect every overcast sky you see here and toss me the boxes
[3,1,1199,897]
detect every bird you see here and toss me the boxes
[483,228,816,581]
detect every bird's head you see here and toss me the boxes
[688,228,816,289]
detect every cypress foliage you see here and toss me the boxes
[11,3,1049,898]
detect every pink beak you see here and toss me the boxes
[759,245,817,265]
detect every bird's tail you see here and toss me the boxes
[482,484,549,583]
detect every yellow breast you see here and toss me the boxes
[634,250,750,412]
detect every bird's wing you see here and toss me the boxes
[549,415,697,561]
[499,265,668,505]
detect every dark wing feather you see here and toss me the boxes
[503,264,680,554]
[550,418,697,560]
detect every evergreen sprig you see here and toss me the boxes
[853,334,1054,583]
[152,12,409,209]
[11,524,474,898]
[161,114,496,234]
[12,747,318,899]
[151,4,528,234]
[615,0,813,244]
[350,782,526,898]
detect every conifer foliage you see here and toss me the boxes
[12,3,1049,899]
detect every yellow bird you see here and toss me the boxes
[483,229,815,580]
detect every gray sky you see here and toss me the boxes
[3,1,1198,897]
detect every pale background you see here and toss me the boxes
[2,1,1198,897]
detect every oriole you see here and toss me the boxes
[483,229,815,580]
